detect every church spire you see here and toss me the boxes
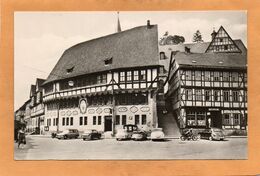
[117,12,121,32]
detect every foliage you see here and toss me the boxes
[192,30,204,43]
[159,31,185,45]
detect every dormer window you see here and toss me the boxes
[66,66,74,74]
[104,57,113,66]
[160,52,166,60]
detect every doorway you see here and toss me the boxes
[104,116,112,131]
[210,111,222,128]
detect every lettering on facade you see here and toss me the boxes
[79,98,88,114]
[140,107,150,112]
[130,106,138,113]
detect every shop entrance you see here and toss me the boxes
[104,116,112,131]
[210,111,222,128]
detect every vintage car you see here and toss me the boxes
[116,124,138,140]
[131,131,147,141]
[150,128,165,141]
[56,129,79,139]
[198,127,225,141]
[82,129,102,140]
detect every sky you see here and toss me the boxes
[14,11,247,110]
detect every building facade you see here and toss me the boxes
[42,22,164,135]
[165,26,247,133]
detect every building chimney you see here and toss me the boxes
[147,20,151,29]
[185,46,191,53]
[211,28,217,40]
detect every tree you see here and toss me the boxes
[193,30,204,43]
[159,32,185,45]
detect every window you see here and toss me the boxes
[84,116,88,125]
[133,71,139,81]
[195,71,201,81]
[70,117,73,126]
[213,90,220,101]
[62,118,65,126]
[141,115,147,125]
[135,115,140,125]
[104,58,113,65]
[233,114,240,125]
[53,118,56,126]
[223,91,230,102]
[186,70,192,80]
[195,89,202,101]
[185,89,192,100]
[223,72,229,81]
[122,115,126,125]
[197,112,206,126]
[231,72,238,81]
[160,52,166,60]
[93,116,96,125]
[79,117,83,125]
[97,75,101,84]
[187,111,206,126]
[66,117,69,126]
[205,90,211,101]
[232,91,239,102]
[56,118,58,126]
[223,114,231,125]
[187,111,196,126]
[115,115,120,125]
[120,72,125,82]
[204,71,211,81]
[126,71,132,82]
[98,116,102,125]
[140,70,146,81]
[214,72,220,81]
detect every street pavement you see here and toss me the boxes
[14,135,247,160]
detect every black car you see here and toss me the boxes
[82,129,102,140]
[198,128,225,141]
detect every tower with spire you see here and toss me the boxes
[117,12,121,32]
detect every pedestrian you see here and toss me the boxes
[18,127,26,148]
[207,118,211,128]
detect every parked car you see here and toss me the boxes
[56,129,79,139]
[131,131,147,141]
[199,127,225,141]
[82,129,102,140]
[116,124,138,140]
[151,128,165,141]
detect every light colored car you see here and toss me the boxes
[131,131,147,141]
[115,129,130,140]
[82,129,101,140]
[150,128,165,141]
[56,129,79,139]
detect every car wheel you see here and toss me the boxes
[116,138,119,141]
[64,135,67,139]
[180,136,185,141]
[209,136,212,141]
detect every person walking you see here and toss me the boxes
[18,127,26,148]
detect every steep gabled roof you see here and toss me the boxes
[174,52,247,69]
[44,25,159,84]
[205,26,242,53]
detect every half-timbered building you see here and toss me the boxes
[42,21,163,135]
[165,26,247,133]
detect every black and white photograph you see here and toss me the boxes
[14,11,247,160]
